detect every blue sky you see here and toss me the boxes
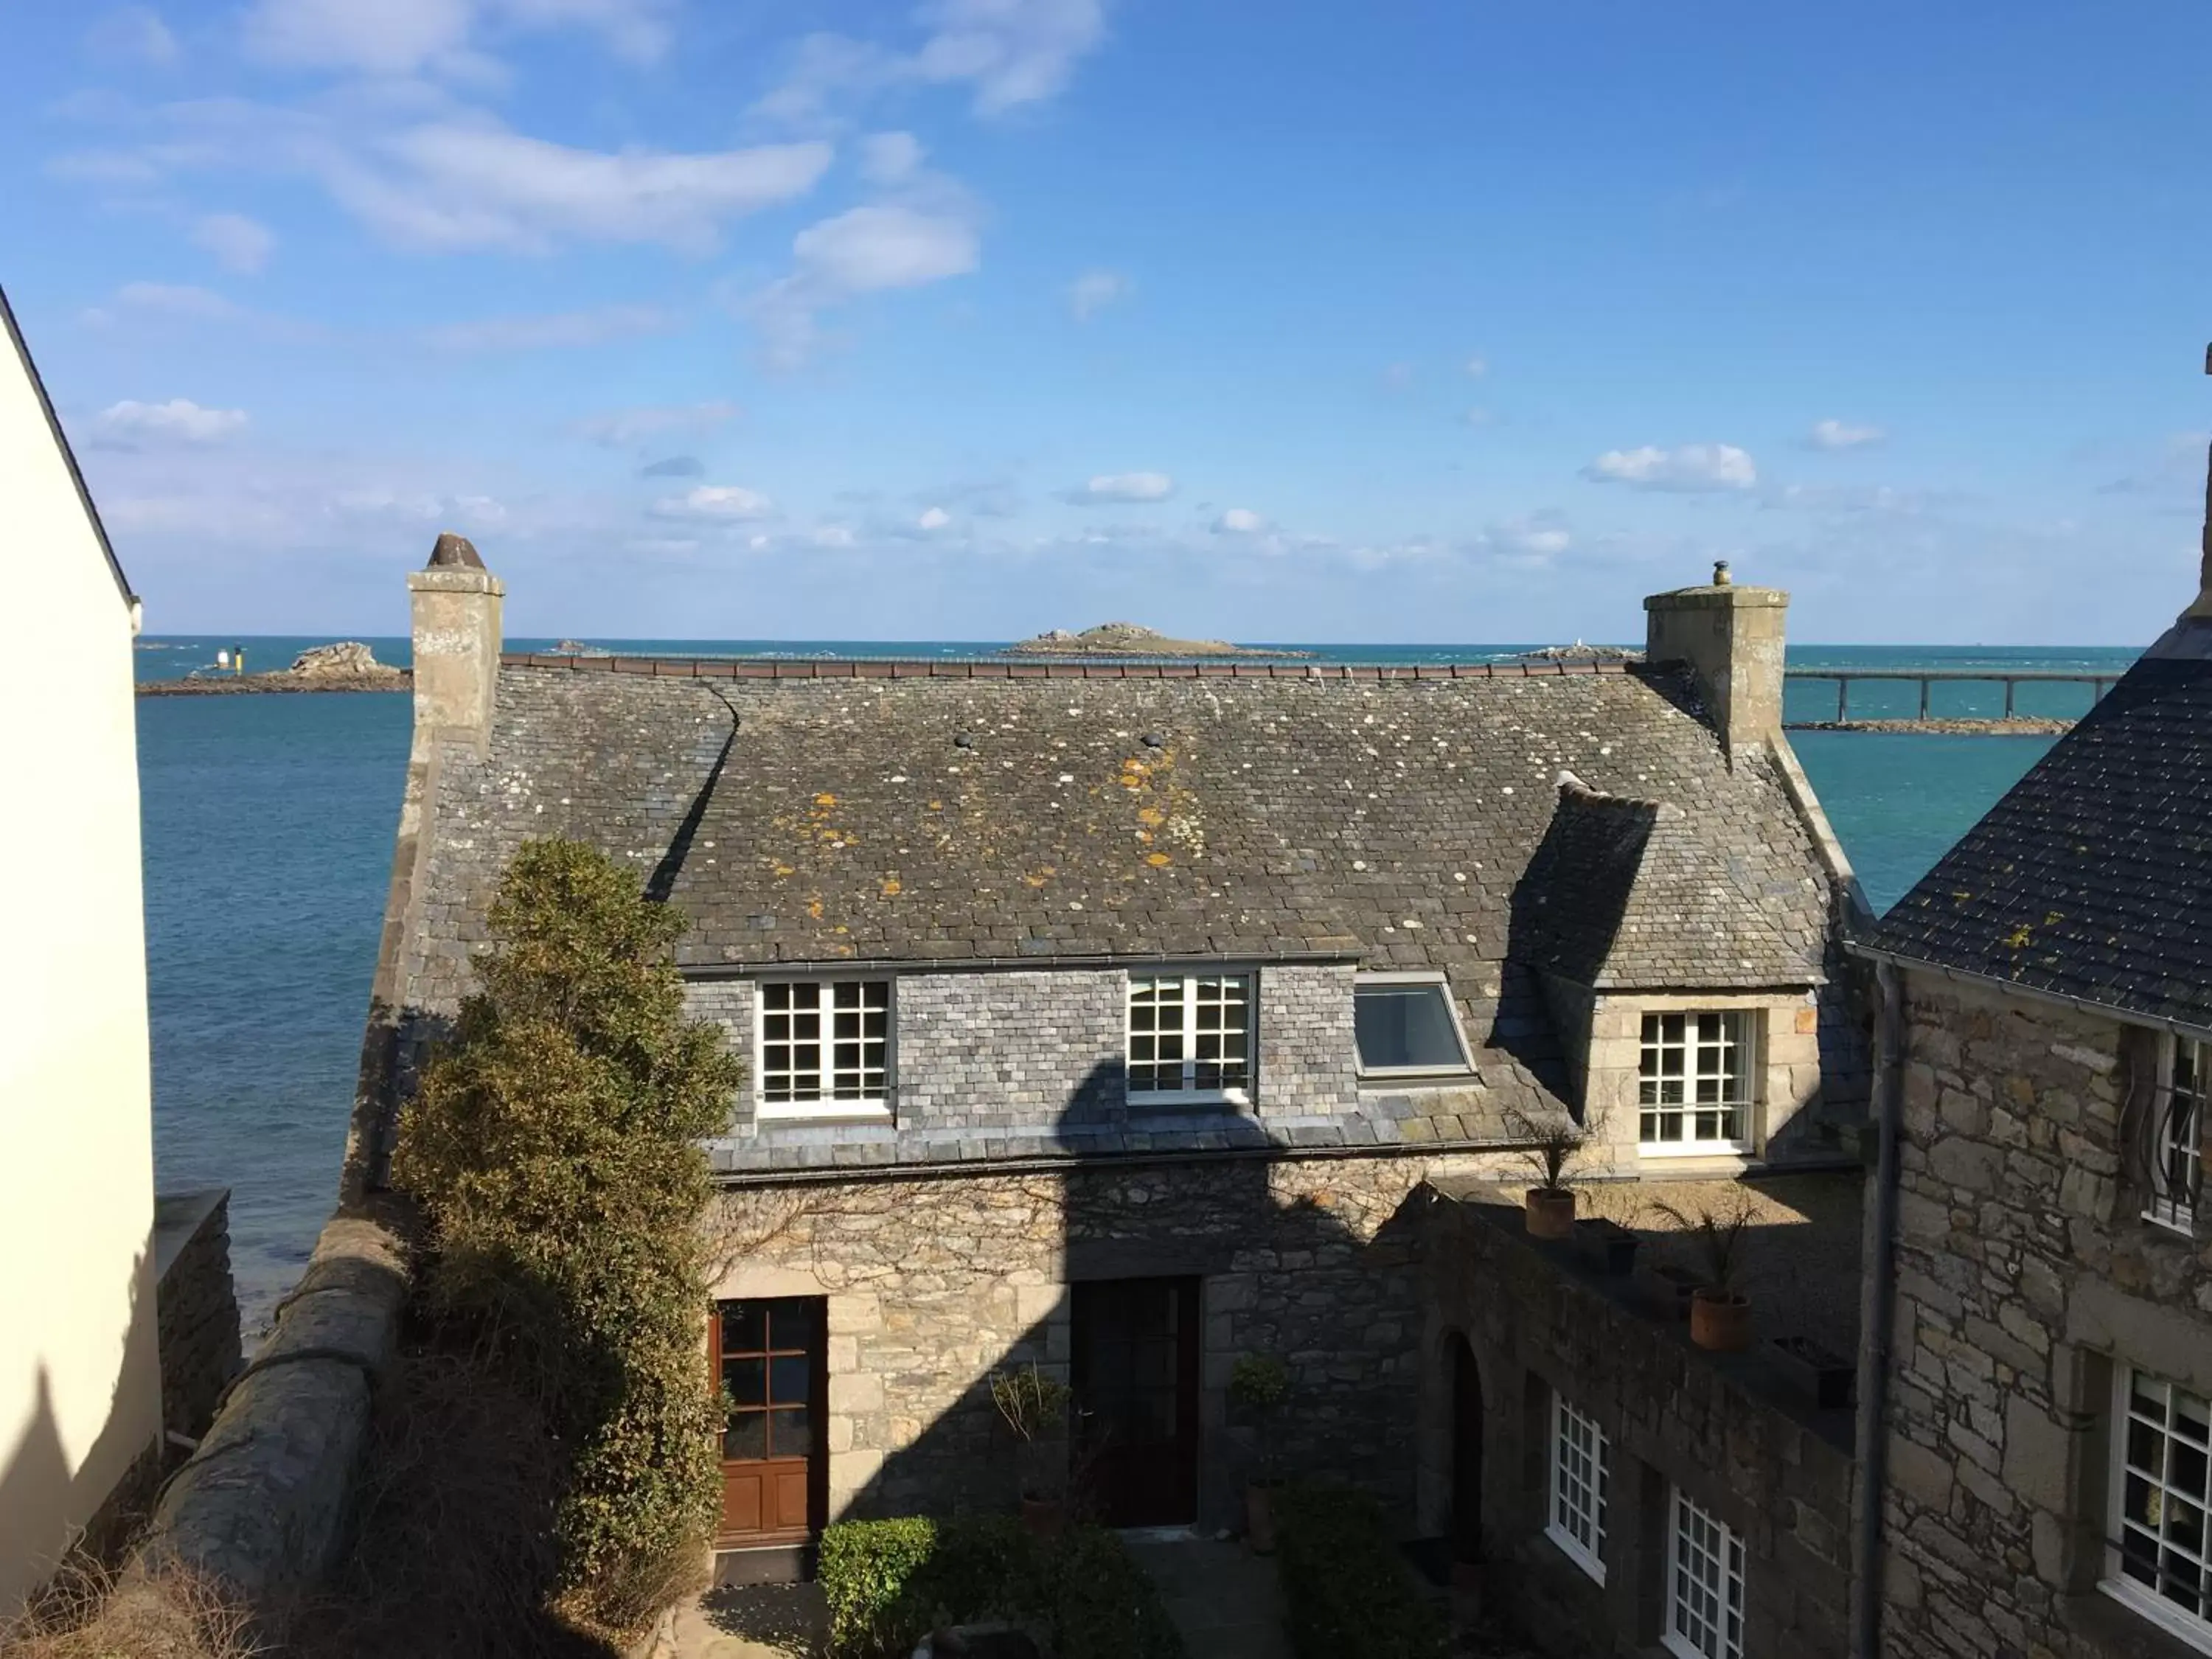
[6,0,2211,643]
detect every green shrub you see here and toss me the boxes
[815,1517,1183,1659]
[818,1518,943,1658]
[1273,1485,1447,1659]
[395,838,745,1632]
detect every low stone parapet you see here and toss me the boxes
[153,1189,243,1447]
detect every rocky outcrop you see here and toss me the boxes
[1514,641,1641,664]
[139,642,409,695]
[1788,716,2073,735]
[1004,622,1308,658]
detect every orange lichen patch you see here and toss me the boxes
[1137,806,1166,827]
[807,897,825,920]
[928,800,944,812]
[881,877,903,896]
[1147,852,1172,867]
[814,792,838,807]
[1136,829,1155,845]
[773,863,796,878]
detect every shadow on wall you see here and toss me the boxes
[715,1055,1438,1550]
[0,1245,161,1615]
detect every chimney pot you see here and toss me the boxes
[1712,559,1732,587]
[427,532,484,571]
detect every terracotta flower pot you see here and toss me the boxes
[1689,1288,1753,1352]
[1245,1483,1279,1554]
[1525,1187,1577,1240]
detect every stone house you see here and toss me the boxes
[364,535,1868,1632]
[1851,452,2212,1656]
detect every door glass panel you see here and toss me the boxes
[723,1410,768,1460]
[722,1303,767,1353]
[771,1405,813,1458]
[771,1354,810,1405]
[723,1357,765,1407]
[772,1299,820,1347]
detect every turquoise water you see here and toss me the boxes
[135,637,2131,1327]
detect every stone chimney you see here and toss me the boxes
[1643,560,1789,758]
[2192,341,2212,619]
[406,532,503,757]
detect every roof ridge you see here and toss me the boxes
[498,653,1639,683]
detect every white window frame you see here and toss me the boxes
[2144,1037,2205,1237]
[1545,1393,1609,1585]
[2101,1364,2212,1654]
[1352,972,1476,1081]
[1126,970,1255,1105]
[753,976,894,1121]
[1663,1487,1745,1659]
[1639,1010,1757,1156]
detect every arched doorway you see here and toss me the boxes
[1450,1335,1484,1565]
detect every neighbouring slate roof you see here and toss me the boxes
[1863,615,2212,1031]
[1516,776,1815,990]
[398,663,1835,1073]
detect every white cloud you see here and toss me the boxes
[241,0,672,77]
[421,304,673,351]
[748,198,981,369]
[1582,443,1757,493]
[917,505,951,530]
[99,282,242,321]
[86,6,181,66]
[1806,418,1886,451]
[1464,355,1488,378]
[1484,513,1571,559]
[1063,471,1174,504]
[339,122,834,253]
[1212,507,1265,534]
[755,0,1107,125]
[652,484,774,521]
[1066,268,1128,321]
[570,401,737,445]
[193,212,276,274]
[913,0,1107,115]
[860,131,924,185]
[94,398,249,444]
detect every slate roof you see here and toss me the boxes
[1863,614,2212,1032]
[1516,776,1816,990]
[399,660,1835,1054]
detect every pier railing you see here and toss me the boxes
[1784,668,2115,725]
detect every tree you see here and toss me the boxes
[396,838,744,1630]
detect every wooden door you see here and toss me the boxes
[712,1298,826,1548]
[1071,1277,1200,1528]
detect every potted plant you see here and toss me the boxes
[990,1363,1073,1535]
[1653,1191,1760,1352]
[1228,1352,1290,1553]
[1504,1105,1602,1240]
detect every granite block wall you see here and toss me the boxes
[708,1147,1510,1535]
[1427,1189,1855,1659]
[153,1189,242,1446]
[1875,975,2212,1659]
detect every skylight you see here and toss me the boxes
[1354,979,1471,1075]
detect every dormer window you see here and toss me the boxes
[1354,975,1473,1079]
[1639,1011,1754,1153]
[757,978,891,1119]
[1127,973,1252,1103]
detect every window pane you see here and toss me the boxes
[771,1406,813,1458]
[770,1355,810,1405]
[723,1357,765,1407]
[721,1304,764,1355]
[770,1298,819,1349]
[1354,983,1468,1071]
[2118,1368,2212,1626]
[723,1410,768,1461]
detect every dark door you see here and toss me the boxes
[1072,1277,1200,1527]
[712,1297,827,1548]
[1450,1335,1484,1563]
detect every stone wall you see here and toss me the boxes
[1427,1186,1855,1659]
[152,1189,241,1446]
[1876,975,2212,1659]
[689,963,1377,1172]
[709,1147,1509,1535]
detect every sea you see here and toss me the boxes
[133,636,2142,1331]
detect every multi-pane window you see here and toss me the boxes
[2148,1039,2205,1232]
[758,979,890,1107]
[1128,973,1252,1099]
[1641,1012,1753,1150]
[715,1298,819,1463]
[1664,1489,1745,1659]
[1546,1394,1610,1583]
[2106,1366,2212,1644]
